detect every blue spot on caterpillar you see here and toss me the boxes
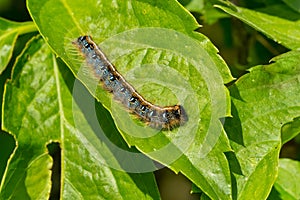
[73,35,188,130]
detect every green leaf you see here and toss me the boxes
[256,4,300,21]
[283,0,300,14]
[1,36,160,199]
[1,36,54,199]
[182,0,229,25]
[273,158,300,200]
[281,116,300,144]
[215,3,300,50]
[182,0,204,13]
[27,0,234,199]
[0,17,36,74]
[225,50,300,199]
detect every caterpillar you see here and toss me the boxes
[73,35,188,130]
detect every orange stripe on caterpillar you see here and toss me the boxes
[73,35,188,130]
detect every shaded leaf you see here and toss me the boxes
[283,0,300,13]
[0,131,16,186]
[256,4,300,21]
[216,3,300,49]
[184,0,229,24]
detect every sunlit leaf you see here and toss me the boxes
[1,36,160,199]
[28,0,234,199]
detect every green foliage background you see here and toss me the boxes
[0,0,300,200]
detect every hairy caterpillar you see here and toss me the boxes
[73,35,188,130]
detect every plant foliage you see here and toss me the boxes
[0,0,299,199]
